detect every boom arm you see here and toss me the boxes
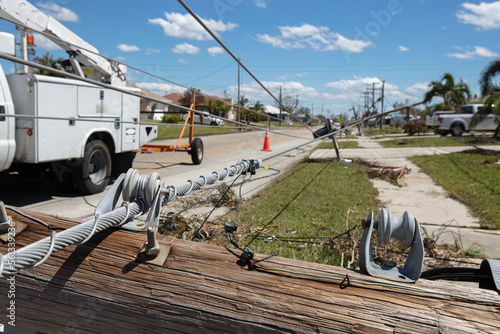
[0,0,125,85]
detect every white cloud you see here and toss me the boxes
[456,1,500,30]
[324,76,409,101]
[117,44,140,52]
[398,45,410,52]
[275,75,290,80]
[146,48,161,55]
[33,33,60,50]
[296,72,308,78]
[148,12,238,41]
[208,46,224,56]
[227,80,319,102]
[178,59,189,64]
[36,2,79,22]
[405,82,430,97]
[172,43,200,55]
[447,46,498,59]
[254,0,267,8]
[256,23,372,52]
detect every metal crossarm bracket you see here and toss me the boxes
[359,209,424,283]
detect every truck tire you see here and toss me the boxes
[210,121,217,126]
[112,152,136,177]
[190,137,203,165]
[73,140,112,194]
[436,130,449,136]
[450,123,464,137]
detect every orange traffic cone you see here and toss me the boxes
[261,126,272,151]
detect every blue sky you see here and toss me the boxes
[1,0,500,117]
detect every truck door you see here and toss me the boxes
[0,66,15,171]
[475,107,498,131]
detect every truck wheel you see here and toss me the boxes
[74,140,112,194]
[112,152,136,177]
[190,138,203,165]
[210,121,217,126]
[436,130,449,136]
[450,124,464,137]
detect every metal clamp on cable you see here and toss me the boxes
[242,160,256,176]
[225,222,255,265]
[359,209,424,283]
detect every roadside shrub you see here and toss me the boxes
[402,120,427,136]
[162,113,181,124]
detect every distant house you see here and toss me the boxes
[127,83,170,120]
[163,92,237,121]
[263,105,291,122]
[163,93,186,113]
[295,113,309,123]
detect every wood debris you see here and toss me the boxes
[367,166,411,187]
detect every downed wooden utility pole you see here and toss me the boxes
[1,209,499,333]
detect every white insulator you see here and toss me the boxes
[376,209,416,249]
[122,169,161,207]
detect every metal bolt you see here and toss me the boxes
[145,226,160,258]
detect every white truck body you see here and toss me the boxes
[0,64,15,171]
[4,74,154,164]
[427,104,499,136]
[425,111,454,130]
[0,1,158,194]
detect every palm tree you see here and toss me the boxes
[32,52,64,77]
[238,96,249,123]
[471,58,500,136]
[423,73,471,112]
[249,101,267,122]
[205,98,216,114]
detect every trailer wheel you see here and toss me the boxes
[74,140,112,194]
[190,138,203,165]
[450,123,464,137]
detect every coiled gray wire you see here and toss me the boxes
[0,202,142,277]
[164,160,251,204]
[0,159,258,277]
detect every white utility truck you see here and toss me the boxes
[0,0,157,194]
[426,104,499,137]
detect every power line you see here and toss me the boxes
[176,0,315,135]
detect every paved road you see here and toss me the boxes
[0,127,318,219]
[311,136,500,258]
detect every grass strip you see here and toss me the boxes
[410,152,500,229]
[233,160,380,266]
[378,137,498,148]
[315,140,359,149]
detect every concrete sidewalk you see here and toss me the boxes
[310,136,500,258]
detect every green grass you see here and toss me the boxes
[232,160,380,266]
[315,140,359,149]
[378,136,498,148]
[363,126,405,137]
[410,152,500,229]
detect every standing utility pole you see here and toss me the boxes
[379,80,385,129]
[237,60,241,123]
[279,86,282,127]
